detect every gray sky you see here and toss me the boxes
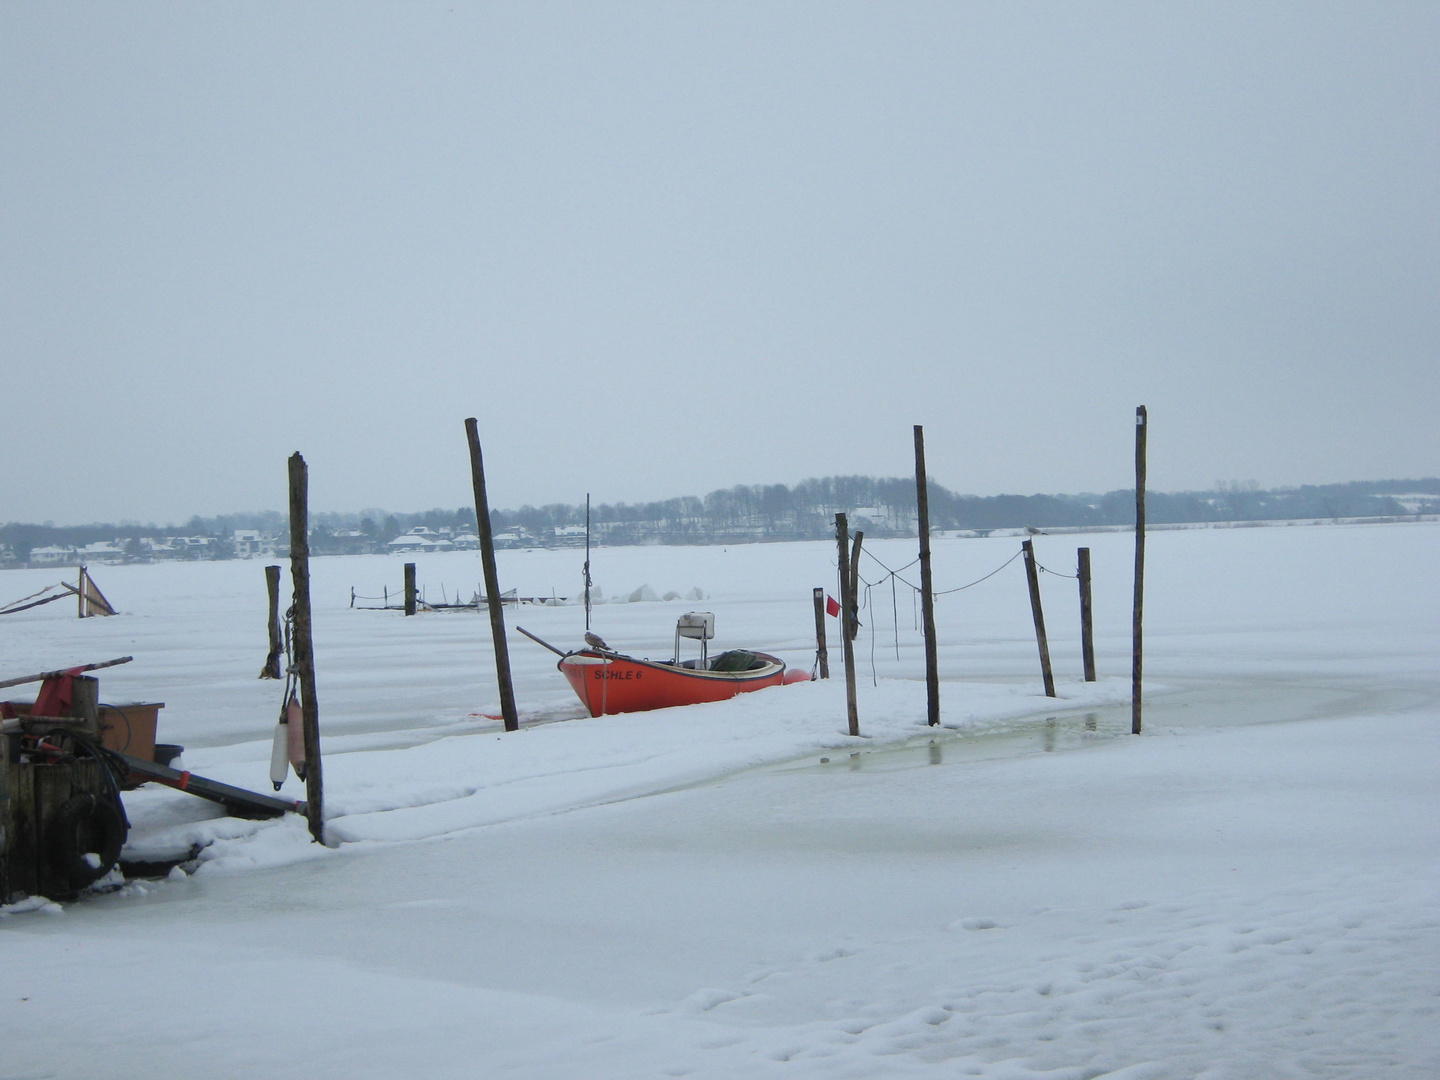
[4,2,1436,526]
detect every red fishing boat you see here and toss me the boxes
[544,613,796,717]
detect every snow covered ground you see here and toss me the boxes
[2,522,1437,1078]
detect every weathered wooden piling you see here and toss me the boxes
[812,587,830,679]
[287,452,325,844]
[914,425,940,726]
[1078,547,1096,682]
[1133,406,1147,734]
[835,514,859,736]
[404,562,417,617]
[848,530,864,643]
[1022,540,1057,698]
[464,418,519,733]
[261,565,283,678]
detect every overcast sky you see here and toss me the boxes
[3,2,1436,526]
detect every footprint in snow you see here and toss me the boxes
[948,917,1000,931]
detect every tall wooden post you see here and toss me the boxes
[812,587,830,679]
[1022,540,1056,698]
[1132,406,1147,734]
[835,514,859,736]
[848,531,864,642]
[287,453,324,844]
[583,493,592,632]
[914,425,940,726]
[261,564,283,678]
[1078,547,1096,682]
[465,418,519,733]
[403,562,417,616]
[77,566,86,618]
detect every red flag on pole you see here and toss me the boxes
[825,594,840,618]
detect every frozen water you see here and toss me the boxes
[1,522,1437,1078]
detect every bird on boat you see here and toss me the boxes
[584,631,611,651]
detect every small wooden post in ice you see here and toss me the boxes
[287,452,325,844]
[404,562,417,616]
[914,425,940,726]
[1132,406,1147,734]
[835,514,859,736]
[1078,547,1096,682]
[1022,540,1056,697]
[261,564,283,679]
[812,587,830,679]
[465,418,519,733]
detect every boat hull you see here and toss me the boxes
[558,650,787,717]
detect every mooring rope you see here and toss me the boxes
[932,547,1025,595]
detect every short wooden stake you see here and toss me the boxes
[812,587,830,679]
[465,418,519,733]
[1022,540,1056,698]
[261,564,283,679]
[1133,406,1147,734]
[287,452,325,844]
[404,562,417,617]
[835,513,859,736]
[1078,547,1096,682]
[914,425,940,726]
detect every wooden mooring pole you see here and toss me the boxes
[404,562,417,616]
[1021,540,1056,698]
[287,452,325,844]
[261,564,283,679]
[812,587,830,679]
[1133,406,1147,734]
[1078,547,1096,682]
[835,514,859,736]
[914,425,940,726]
[848,530,864,642]
[465,418,519,733]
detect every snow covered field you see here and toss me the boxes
[2,522,1437,1078]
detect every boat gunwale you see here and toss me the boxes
[556,648,786,683]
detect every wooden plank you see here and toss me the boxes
[0,657,133,692]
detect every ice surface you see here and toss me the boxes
[1,523,1437,1077]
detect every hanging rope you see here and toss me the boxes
[933,548,1025,595]
[1036,560,1079,580]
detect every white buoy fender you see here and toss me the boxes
[269,715,289,791]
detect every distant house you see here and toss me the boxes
[79,541,126,564]
[388,534,436,553]
[233,530,276,558]
[172,536,216,558]
[30,545,77,566]
[452,533,481,550]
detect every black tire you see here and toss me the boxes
[46,793,128,891]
